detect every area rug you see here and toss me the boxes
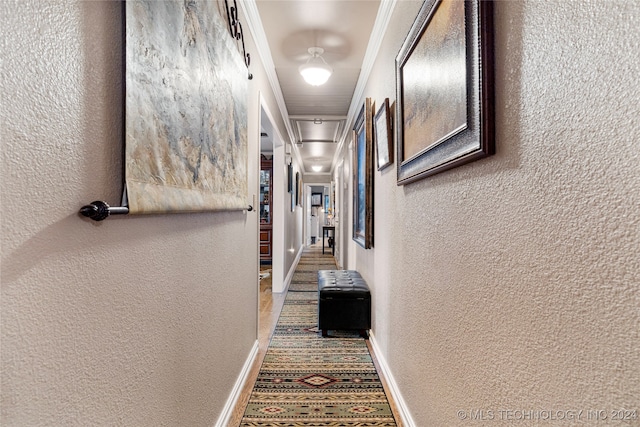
[288,248,336,292]
[287,282,320,292]
[240,247,397,426]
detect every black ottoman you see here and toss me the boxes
[318,270,371,338]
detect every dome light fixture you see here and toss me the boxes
[311,165,323,172]
[299,47,332,86]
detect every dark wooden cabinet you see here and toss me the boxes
[260,158,272,263]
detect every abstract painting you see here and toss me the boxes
[125,1,248,213]
[402,0,467,162]
[352,98,373,249]
[396,0,494,184]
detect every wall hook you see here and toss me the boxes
[224,0,253,80]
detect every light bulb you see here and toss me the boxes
[299,47,332,86]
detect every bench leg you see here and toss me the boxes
[359,329,369,339]
[322,329,328,337]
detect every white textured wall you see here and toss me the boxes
[356,0,640,425]
[1,1,283,425]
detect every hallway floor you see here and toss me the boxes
[228,244,403,426]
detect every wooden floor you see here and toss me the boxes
[226,265,286,426]
[226,246,404,426]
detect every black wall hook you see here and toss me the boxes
[224,0,253,80]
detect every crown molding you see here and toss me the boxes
[331,0,398,173]
[241,0,396,175]
[240,0,299,159]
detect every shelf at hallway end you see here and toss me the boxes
[322,226,335,256]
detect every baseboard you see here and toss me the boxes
[214,340,259,427]
[368,331,416,427]
[281,245,304,293]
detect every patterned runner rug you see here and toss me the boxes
[240,246,397,426]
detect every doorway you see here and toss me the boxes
[304,183,332,252]
[257,99,286,344]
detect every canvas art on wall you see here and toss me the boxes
[396,0,494,184]
[125,1,248,213]
[352,98,374,249]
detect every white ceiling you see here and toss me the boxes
[245,0,385,175]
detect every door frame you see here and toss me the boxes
[259,96,285,293]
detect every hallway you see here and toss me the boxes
[229,245,403,426]
[2,1,639,425]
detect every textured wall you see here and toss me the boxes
[1,1,270,425]
[355,0,640,425]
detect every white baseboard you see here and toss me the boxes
[368,332,416,427]
[281,245,304,293]
[214,340,259,427]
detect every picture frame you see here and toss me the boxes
[288,162,295,212]
[352,98,374,249]
[311,193,322,207]
[396,0,494,184]
[374,98,393,170]
[296,172,302,207]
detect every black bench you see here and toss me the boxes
[318,270,371,338]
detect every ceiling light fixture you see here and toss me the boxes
[311,165,323,172]
[299,47,332,86]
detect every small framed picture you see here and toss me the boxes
[311,192,322,207]
[374,98,393,170]
[296,172,302,207]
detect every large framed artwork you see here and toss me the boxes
[352,98,374,249]
[125,1,248,213]
[396,0,494,184]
